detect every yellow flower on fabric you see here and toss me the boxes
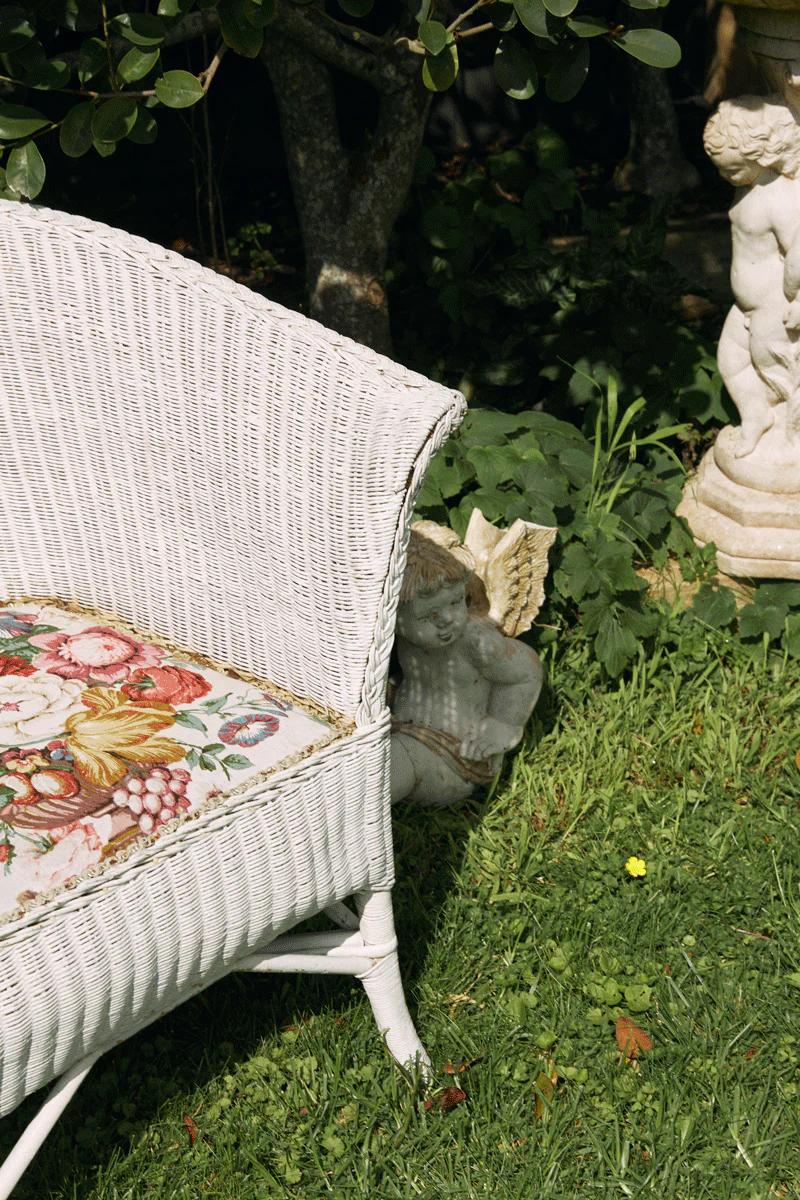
[625,856,647,878]
[65,686,185,788]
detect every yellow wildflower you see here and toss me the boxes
[66,687,185,788]
[625,856,647,878]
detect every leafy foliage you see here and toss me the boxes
[0,0,678,200]
[416,378,694,676]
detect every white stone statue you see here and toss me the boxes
[706,95,800,468]
[678,48,800,577]
[390,513,555,807]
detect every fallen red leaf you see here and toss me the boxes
[183,1115,199,1146]
[615,1016,653,1060]
[439,1087,467,1112]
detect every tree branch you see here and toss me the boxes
[272,3,404,89]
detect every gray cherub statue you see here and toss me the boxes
[390,512,556,807]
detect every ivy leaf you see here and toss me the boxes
[117,46,160,84]
[419,19,448,55]
[6,140,45,198]
[494,36,538,100]
[59,101,95,157]
[155,70,205,108]
[545,39,589,102]
[422,41,458,91]
[738,603,785,641]
[0,102,49,140]
[513,0,548,36]
[614,28,681,68]
[784,612,800,657]
[92,96,137,143]
[218,0,264,57]
[691,584,736,629]
[594,607,639,676]
[555,541,595,601]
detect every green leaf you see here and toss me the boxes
[218,0,264,56]
[421,203,463,249]
[567,14,607,36]
[419,18,448,55]
[6,140,45,199]
[783,612,800,657]
[542,0,576,15]
[117,46,160,84]
[0,6,35,53]
[494,36,538,101]
[244,0,277,25]
[555,541,595,601]
[127,105,158,144]
[690,584,736,629]
[339,0,373,14]
[222,754,251,770]
[155,70,205,108]
[491,3,517,31]
[174,711,208,732]
[93,136,116,157]
[77,37,107,84]
[92,96,137,143]
[623,0,661,8]
[738,603,785,641]
[614,27,680,68]
[422,41,458,91]
[59,101,95,158]
[157,0,183,13]
[545,39,588,101]
[513,0,548,36]
[0,102,49,140]
[112,12,167,45]
[594,607,639,676]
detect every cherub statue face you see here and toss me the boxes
[712,143,763,188]
[396,581,469,650]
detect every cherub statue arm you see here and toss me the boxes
[460,620,544,761]
[775,201,800,329]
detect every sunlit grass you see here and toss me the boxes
[3,623,800,1198]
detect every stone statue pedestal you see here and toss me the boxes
[678,2,800,579]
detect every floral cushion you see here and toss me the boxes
[0,603,344,923]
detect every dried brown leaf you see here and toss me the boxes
[183,1115,199,1146]
[615,1016,653,1060]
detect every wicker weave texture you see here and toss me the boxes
[0,200,465,720]
[0,717,392,1117]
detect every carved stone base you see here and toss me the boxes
[678,444,800,579]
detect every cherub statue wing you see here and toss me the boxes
[465,510,557,638]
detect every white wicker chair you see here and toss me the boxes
[0,199,465,1198]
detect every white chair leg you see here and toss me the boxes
[0,1052,100,1200]
[355,890,431,1077]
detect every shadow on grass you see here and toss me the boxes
[1,673,564,1198]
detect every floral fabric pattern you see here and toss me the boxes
[0,603,336,921]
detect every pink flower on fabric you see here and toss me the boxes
[29,626,163,684]
[219,713,279,746]
[28,820,104,893]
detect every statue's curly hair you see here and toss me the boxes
[704,95,800,179]
[399,523,472,604]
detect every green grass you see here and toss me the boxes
[4,620,800,1199]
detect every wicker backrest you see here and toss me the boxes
[0,201,464,721]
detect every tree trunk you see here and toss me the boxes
[263,33,429,355]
